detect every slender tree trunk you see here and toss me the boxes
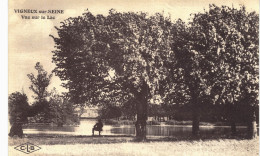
[228,103,237,136]
[247,120,257,139]
[192,96,200,137]
[230,121,236,136]
[192,109,200,136]
[230,106,236,136]
[247,109,257,139]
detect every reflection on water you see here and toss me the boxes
[23,119,246,136]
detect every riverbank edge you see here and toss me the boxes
[8,134,258,146]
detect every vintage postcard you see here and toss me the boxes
[8,0,259,155]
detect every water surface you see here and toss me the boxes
[23,119,247,136]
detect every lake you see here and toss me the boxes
[23,119,247,136]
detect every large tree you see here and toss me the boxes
[169,18,219,136]
[170,5,259,137]
[51,10,173,140]
[192,5,259,138]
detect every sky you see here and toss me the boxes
[9,0,259,103]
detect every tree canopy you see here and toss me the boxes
[51,5,259,138]
[8,92,29,124]
[27,62,53,101]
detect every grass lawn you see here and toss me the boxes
[8,134,259,156]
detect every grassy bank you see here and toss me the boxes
[9,131,256,146]
[9,135,133,146]
[9,135,258,156]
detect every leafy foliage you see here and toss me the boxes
[50,6,259,137]
[48,88,79,126]
[51,10,174,107]
[99,105,122,119]
[28,88,79,125]
[191,5,259,107]
[27,62,53,101]
[8,92,29,124]
[169,5,259,115]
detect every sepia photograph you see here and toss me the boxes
[8,0,259,155]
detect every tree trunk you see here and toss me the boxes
[192,95,200,137]
[247,121,257,139]
[228,103,237,136]
[135,98,148,141]
[230,106,236,136]
[230,121,236,136]
[135,114,147,141]
[135,82,149,141]
[192,110,200,136]
[247,111,257,139]
[9,122,23,138]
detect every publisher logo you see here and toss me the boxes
[14,142,41,154]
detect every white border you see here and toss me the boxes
[0,0,8,155]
